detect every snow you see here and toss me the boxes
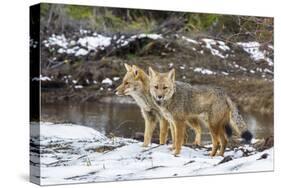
[116,33,162,47]
[240,66,247,71]
[138,33,162,40]
[80,29,90,35]
[57,48,65,54]
[75,48,88,56]
[120,40,129,47]
[101,78,113,85]
[222,71,229,76]
[74,85,83,89]
[217,41,230,51]
[256,68,263,72]
[44,32,163,56]
[201,38,229,59]
[32,75,51,81]
[43,33,112,56]
[77,35,111,51]
[69,40,76,46]
[66,47,77,54]
[194,68,215,75]
[268,45,273,50]
[46,34,68,49]
[182,36,199,44]
[237,42,273,66]
[264,68,273,75]
[113,77,120,81]
[30,123,273,185]
[32,122,106,140]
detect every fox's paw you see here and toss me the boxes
[216,152,224,157]
[159,140,167,145]
[142,143,149,147]
[209,151,217,157]
[169,145,176,151]
[192,141,201,146]
[173,151,180,157]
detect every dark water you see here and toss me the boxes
[41,102,273,143]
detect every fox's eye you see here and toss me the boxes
[154,85,158,89]
[163,86,168,90]
[124,82,129,85]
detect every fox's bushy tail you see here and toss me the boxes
[226,97,253,143]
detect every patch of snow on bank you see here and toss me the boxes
[113,77,120,81]
[117,33,162,47]
[194,68,215,75]
[222,71,229,75]
[32,75,51,81]
[75,48,88,56]
[74,85,83,89]
[44,34,68,49]
[102,78,113,85]
[78,35,111,51]
[44,32,163,56]
[237,42,273,66]
[217,41,230,51]
[182,36,199,44]
[264,68,273,75]
[201,38,230,59]
[137,33,162,40]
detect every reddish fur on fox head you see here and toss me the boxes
[148,67,176,104]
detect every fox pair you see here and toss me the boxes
[116,64,252,156]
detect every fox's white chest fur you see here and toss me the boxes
[131,93,151,111]
[159,106,174,124]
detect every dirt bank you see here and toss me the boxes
[37,31,273,115]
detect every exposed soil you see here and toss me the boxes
[38,32,273,115]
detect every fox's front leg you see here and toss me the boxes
[142,117,157,147]
[174,121,185,156]
[193,121,202,146]
[169,123,176,150]
[159,118,169,145]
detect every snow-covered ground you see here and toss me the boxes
[30,122,273,185]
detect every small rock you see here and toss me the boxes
[218,155,233,165]
[257,153,269,160]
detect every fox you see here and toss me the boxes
[115,64,203,147]
[115,64,169,147]
[148,67,252,156]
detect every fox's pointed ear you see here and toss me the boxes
[124,63,132,72]
[148,67,156,78]
[132,65,139,79]
[168,68,175,82]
